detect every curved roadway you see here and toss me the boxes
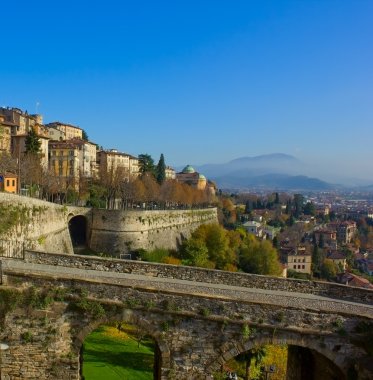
[2,259,373,319]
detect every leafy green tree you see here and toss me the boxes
[181,238,211,268]
[321,259,337,280]
[138,154,155,176]
[156,153,166,184]
[25,127,41,154]
[239,235,282,276]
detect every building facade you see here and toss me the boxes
[45,122,83,140]
[97,149,139,180]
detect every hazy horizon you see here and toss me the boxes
[2,1,372,184]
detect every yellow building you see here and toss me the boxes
[45,122,83,140]
[49,141,81,190]
[0,173,18,193]
[286,248,312,274]
[97,149,139,180]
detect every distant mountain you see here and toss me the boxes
[182,154,336,190]
[214,173,333,191]
[194,153,304,178]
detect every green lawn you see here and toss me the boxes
[82,325,155,380]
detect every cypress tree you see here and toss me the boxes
[156,153,166,184]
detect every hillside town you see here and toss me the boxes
[1,106,373,292]
[0,106,216,203]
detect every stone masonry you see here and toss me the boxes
[1,256,372,380]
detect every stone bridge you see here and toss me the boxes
[0,251,372,380]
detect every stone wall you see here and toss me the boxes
[0,193,73,254]
[89,208,218,255]
[0,193,218,257]
[23,250,373,305]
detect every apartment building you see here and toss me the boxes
[97,149,139,180]
[45,122,83,140]
[49,138,97,178]
[49,141,80,189]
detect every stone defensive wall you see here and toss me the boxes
[0,193,218,256]
[88,208,218,254]
[0,193,74,254]
[24,250,373,305]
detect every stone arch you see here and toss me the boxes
[68,214,88,248]
[74,309,171,379]
[206,329,353,378]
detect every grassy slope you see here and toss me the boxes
[82,325,154,380]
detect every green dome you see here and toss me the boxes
[199,174,206,180]
[182,165,195,174]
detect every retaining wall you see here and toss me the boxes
[89,208,218,254]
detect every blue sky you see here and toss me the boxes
[1,1,372,181]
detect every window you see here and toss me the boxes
[12,180,15,186]
[293,265,296,269]
[302,265,305,269]
[6,180,10,186]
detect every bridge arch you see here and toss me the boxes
[68,214,88,248]
[206,329,355,379]
[74,310,171,380]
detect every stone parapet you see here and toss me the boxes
[23,250,373,305]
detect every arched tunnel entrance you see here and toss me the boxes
[68,215,87,249]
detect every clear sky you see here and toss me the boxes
[1,1,372,182]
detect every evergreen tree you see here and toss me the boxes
[25,127,41,154]
[138,154,155,176]
[156,153,166,184]
[82,129,89,141]
[275,192,280,204]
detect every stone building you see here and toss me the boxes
[0,115,13,154]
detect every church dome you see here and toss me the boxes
[182,165,195,174]
[198,174,206,180]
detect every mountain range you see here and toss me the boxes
[184,154,335,191]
